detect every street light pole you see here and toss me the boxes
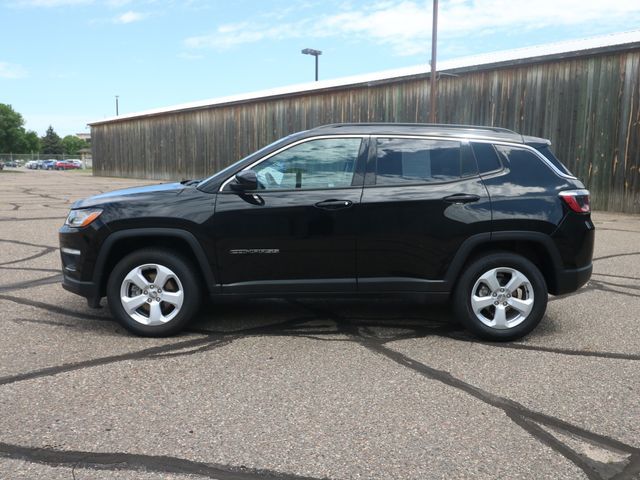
[301,48,322,81]
[115,95,119,116]
[430,0,439,123]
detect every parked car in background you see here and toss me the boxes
[25,161,38,169]
[0,162,4,170]
[43,160,57,170]
[55,160,80,170]
[68,159,83,169]
[60,123,594,340]
[4,160,18,168]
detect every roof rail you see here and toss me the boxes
[314,122,517,134]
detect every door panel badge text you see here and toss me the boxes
[230,248,280,255]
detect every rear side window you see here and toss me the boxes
[471,142,502,174]
[534,145,573,176]
[375,138,461,185]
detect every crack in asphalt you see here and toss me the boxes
[592,272,640,281]
[4,289,640,362]
[587,280,640,300]
[443,333,640,361]
[594,227,640,234]
[593,252,640,262]
[0,244,57,267]
[0,273,62,292]
[291,301,640,480]
[0,442,326,480]
[0,238,58,250]
[0,335,226,386]
[0,216,67,222]
[0,294,109,321]
[1,187,639,479]
[0,315,320,386]
[0,265,61,273]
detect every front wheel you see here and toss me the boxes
[453,252,548,341]
[107,249,201,336]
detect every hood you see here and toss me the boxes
[72,182,185,208]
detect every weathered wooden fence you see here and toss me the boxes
[92,48,640,212]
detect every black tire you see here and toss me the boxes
[106,248,201,336]
[453,252,548,341]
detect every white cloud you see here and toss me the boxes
[0,62,28,79]
[9,0,92,6]
[177,52,205,61]
[184,0,640,56]
[106,0,131,7]
[114,10,146,23]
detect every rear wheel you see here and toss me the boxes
[453,252,547,341]
[107,249,201,336]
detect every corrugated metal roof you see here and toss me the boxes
[90,29,640,125]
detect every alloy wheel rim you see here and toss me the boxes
[120,263,184,326]
[470,267,534,330]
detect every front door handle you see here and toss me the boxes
[442,194,480,204]
[314,199,353,210]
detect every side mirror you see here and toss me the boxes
[230,170,258,191]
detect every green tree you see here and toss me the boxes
[61,135,88,155]
[0,103,27,153]
[41,126,63,154]
[22,130,41,153]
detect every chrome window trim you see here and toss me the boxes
[471,138,578,180]
[219,134,368,192]
[218,133,576,192]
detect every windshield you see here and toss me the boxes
[197,132,304,191]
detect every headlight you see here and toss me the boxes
[65,208,103,228]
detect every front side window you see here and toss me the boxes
[375,138,461,185]
[251,138,362,190]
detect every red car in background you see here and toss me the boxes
[55,160,81,170]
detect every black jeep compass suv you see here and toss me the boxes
[59,124,594,340]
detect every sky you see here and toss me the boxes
[1,0,640,137]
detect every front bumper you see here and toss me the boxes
[59,221,108,307]
[62,272,101,306]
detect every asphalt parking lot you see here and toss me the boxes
[0,168,639,480]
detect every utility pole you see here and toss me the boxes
[430,0,439,123]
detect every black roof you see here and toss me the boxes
[309,123,549,144]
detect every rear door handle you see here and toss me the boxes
[442,194,480,204]
[314,199,353,210]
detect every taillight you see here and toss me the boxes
[559,189,590,213]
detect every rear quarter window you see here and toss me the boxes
[534,145,573,176]
[494,145,563,186]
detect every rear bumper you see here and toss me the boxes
[552,263,592,295]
